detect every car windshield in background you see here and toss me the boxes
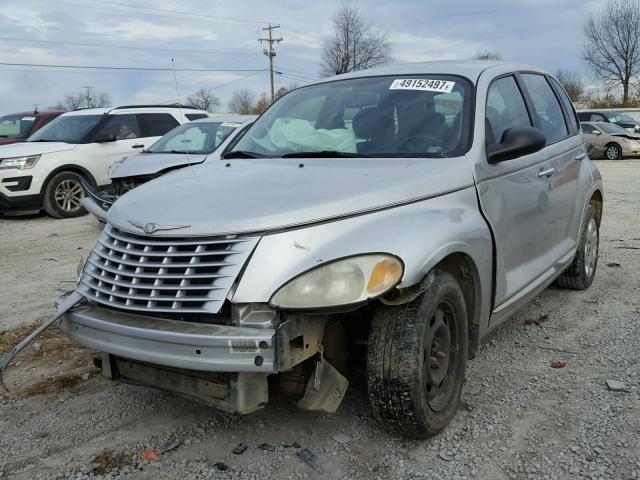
[606,112,636,124]
[0,115,36,139]
[599,123,630,134]
[148,122,239,154]
[228,75,472,159]
[28,115,103,143]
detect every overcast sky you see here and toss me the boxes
[0,0,606,114]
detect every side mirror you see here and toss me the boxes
[95,132,116,143]
[487,126,546,164]
[592,130,601,135]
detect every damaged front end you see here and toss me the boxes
[60,302,348,414]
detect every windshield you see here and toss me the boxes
[28,115,103,143]
[229,74,472,158]
[605,112,636,124]
[599,123,630,134]
[0,115,36,139]
[148,121,239,154]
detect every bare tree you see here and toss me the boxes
[473,50,503,61]
[320,4,391,77]
[228,89,256,114]
[583,0,640,106]
[51,89,112,110]
[186,88,220,112]
[555,70,586,103]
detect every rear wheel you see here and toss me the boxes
[367,271,468,438]
[556,205,599,290]
[605,143,622,160]
[43,171,87,218]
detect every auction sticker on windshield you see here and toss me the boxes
[389,79,455,93]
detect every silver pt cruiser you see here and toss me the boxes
[58,61,602,438]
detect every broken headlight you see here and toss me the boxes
[270,254,403,309]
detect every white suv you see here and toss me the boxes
[0,105,207,218]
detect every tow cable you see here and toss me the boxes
[0,290,85,391]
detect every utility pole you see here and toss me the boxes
[258,24,282,103]
[82,86,93,108]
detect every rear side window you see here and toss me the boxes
[549,77,579,134]
[138,113,179,137]
[185,113,208,121]
[486,76,532,143]
[521,74,568,143]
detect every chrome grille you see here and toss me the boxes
[79,224,258,314]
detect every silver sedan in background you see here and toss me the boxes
[581,121,640,160]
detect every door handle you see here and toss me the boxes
[538,167,555,177]
[132,144,145,149]
[575,152,586,161]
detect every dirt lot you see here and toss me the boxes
[1,160,639,480]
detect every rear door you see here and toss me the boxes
[520,73,584,263]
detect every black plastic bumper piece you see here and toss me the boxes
[0,192,41,214]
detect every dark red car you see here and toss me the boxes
[0,110,65,146]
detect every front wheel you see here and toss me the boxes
[605,143,622,160]
[367,271,468,438]
[43,171,88,219]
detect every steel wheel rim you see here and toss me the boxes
[584,218,598,278]
[422,300,458,412]
[606,146,619,160]
[54,179,84,213]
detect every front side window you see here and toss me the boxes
[148,122,239,154]
[228,75,472,158]
[598,122,629,134]
[486,76,532,143]
[521,74,568,143]
[92,114,141,141]
[0,115,36,140]
[28,115,103,143]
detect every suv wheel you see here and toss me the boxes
[605,143,622,160]
[43,171,87,218]
[367,270,468,438]
[556,205,599,290]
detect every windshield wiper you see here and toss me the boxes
[28,139,57,142]
[281,150,358,158]
[222,150,263,159]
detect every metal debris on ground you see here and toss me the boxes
[232,443,248,455]
[295,448,322,473]
[606,380,630,392]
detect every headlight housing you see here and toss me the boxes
[0,155,40,170]
[270,254,403,310]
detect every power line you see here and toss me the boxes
[278,68,318,81]
[0,61,267,73]
[35,0,267,29]
[0,36,261,56]
[85,0,269,25]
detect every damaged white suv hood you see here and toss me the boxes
[106,157,474,236]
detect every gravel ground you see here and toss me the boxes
[0,160,639,480]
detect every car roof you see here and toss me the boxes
[196,114,258,124]
[307,60,548,85]
[1,110,65,117]
[60,106,208,117]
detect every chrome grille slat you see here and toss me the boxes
[79,225,258,314]
[97,238,239,257]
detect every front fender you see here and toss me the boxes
[231,186,493,330]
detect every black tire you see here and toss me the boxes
[43,171,87,219]
[604,143,622,160]
[367,271,468,438]
[556,205,599,290]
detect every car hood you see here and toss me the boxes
[0,141,76,157]
[110,153,208,179]
[610,132,640,140]
[107,157,474,236]
[0,138,23,146]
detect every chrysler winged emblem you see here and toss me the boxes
[127,219,190,234]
